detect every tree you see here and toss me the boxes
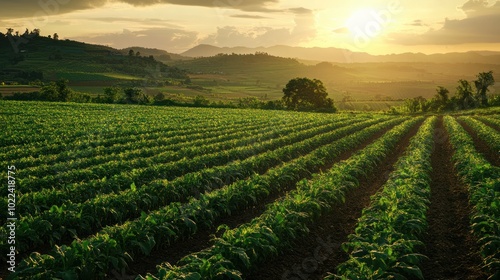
[128,49,134,56]
[55,79,71,101]
[404,96,428,113]
[282,77,335,111]
[456,79,475,109]
[39,83,59,101]
[123,87,151,104]
[103,86,121,103]
[136,51,141,57]
[436,86,449,103]
[124,87,142,103]
[154,92,165,102]
[474,71,495,106]
[431,86,450,111]
[53,33,59,40]
[193,95,209,107]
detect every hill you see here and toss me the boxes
[181,44,500,64]
[1,34,498,109]
[120,46,190,62]
[0,34,188,88]
[170,52,500,104]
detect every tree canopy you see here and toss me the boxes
[282,77,335,111]
[401,71,496,113]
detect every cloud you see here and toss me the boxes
[80,17,181,29]
[460,0,493,16]
[390,0,500,45]
[230,14,269,19]
[332,27,349,34]
[288,7,313,14]
[1,1,107,19]
[122,0,279,12]
[0,0,278,19]
[407,19,426,27]
[72,27,199,53]
[200,26,288,47]
[201,9,316,48]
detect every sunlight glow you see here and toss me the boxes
[345,9,386,39]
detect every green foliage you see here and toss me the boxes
[474,71,495,107]
[193,95,210,107]
[103,86,121,103]
[401,71,497,113]
[444,116,500,279]
[282,77,336,112]
[141,117,421,279]
[123,87,151,104]
[2,101,409,279]
[332,117,436,279]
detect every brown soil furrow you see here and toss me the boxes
[477,117,500,132]
[112,121,407,280]
[245,119,422,280]
[420,116,486,280]
[458,119,500,166]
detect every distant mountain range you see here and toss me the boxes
[120,46,189,62]
[181,44,500,64]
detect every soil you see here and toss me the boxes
[458,119,500,166]
[420,117,487,280]
[112,121,408,279]
[479,117,500,132]
[244,119,422,280]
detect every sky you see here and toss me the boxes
[1,0,500,55]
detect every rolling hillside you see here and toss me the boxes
[0,35,188,87]
[182,44,500,64]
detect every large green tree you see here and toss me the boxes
[474,71,495,106]
[456,79,475,109]
[282,77,335,111]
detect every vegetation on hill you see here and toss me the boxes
[0,29,188,85]
[401,71,498,113]
[1,29,499,113]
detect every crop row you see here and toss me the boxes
[9,117,309,194]
[8,117,410,279]
[138,117,422,280]
[444,116,500,279]
[459,116,500,155]
[3,117,382,255]
[0,113,205,160]
[7,115,365,219]
[331,117,436,279]
[0,102,267,148]
[458,117,500,156]
[1,117,271,169]
[475,116,500,131]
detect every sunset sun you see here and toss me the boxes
[346,9,380,37]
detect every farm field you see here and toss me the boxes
[0,101,499,280]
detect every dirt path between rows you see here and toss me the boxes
[245,119,422,280]
[478,117,500,132]
[458,119,500,166]
[420,117,486,280]
[116,121,411,280]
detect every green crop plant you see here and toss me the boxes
[331,117,436,279]
[138,117,422,280]
[444,116,500,280]
[9,117,408,279]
